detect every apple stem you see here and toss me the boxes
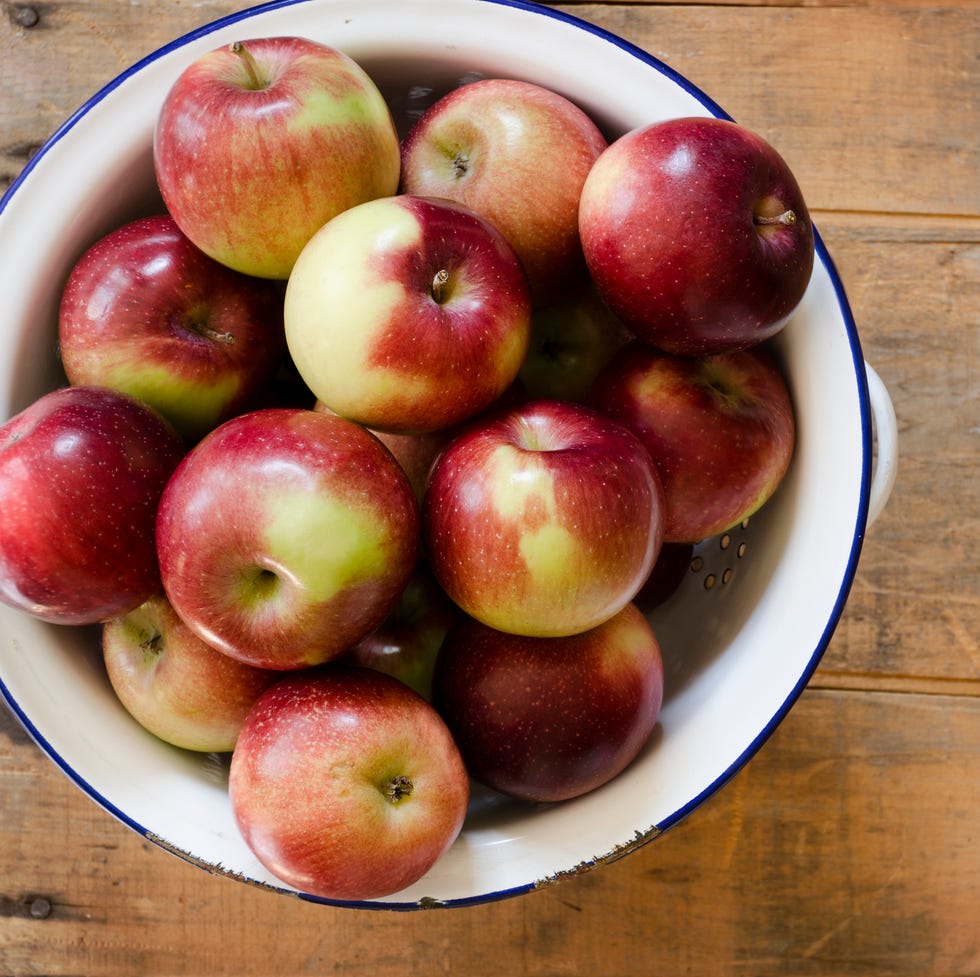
[139,632,163,659]
[230,41,267,91]
[754,209,797,226]
[385,775,414,804]
[431,269,451,304]
[200,325,236,345]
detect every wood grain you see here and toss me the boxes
[3,3,978,216]
[1,1,977,975]
[808,219,980,686]
[577,4,977,215]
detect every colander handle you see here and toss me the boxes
[864,362,898,527]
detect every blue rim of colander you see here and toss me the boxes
[0,0,872,911]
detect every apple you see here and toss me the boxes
[432,602,665,803]
[58,214,286,443]
[0,386,185,625]
[518,284,633,403]
[229,665,470,900]
[154,36,400,279]
[579,116,815,354]
[422,399,665,638]
[339,561,461,701]
[590,341,795,543]
[285,194,531,435]
[400,77,608,307]
[155,407,420,671]
[102,593,277,753]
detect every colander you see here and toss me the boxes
[0,0,898,908]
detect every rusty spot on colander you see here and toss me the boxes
[532,825,662,890]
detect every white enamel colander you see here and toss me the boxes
[0,0,897,908]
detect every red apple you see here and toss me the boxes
[229,665,470,901]
[0,386,185,624]
[102,593,277,752]
[285,195,531,435]
[579,116,815,354]
[423,399,665,638]
[339,562,461,701]
[0,386,185,625]
[154,36,400,279]
[155,408,420,671]
[59,214,286,443]
[432,603,665,803]
[518,284,633,403]
[400,78,608,307]
[590,341,795,543]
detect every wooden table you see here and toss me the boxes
[1,2,977,974]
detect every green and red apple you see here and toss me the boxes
[518,284,633,403]
[400,77,608,307]
[340,561,461,701]
[59,215,286,443]
[285,194,531,435]
[423,399,665,637]
[103,593,277,753]
[155,407,420,671]
[154,36,400,279]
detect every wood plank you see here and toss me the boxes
[2,3,978,218]
[2,687,977,976]
[807,215,980,686]
[561,4,978,218]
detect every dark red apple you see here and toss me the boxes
[590,341,795,543]
[0,386,185,625]
[432,603,665,803]
[579,116,814,354]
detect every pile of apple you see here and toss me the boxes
[0,36,812,900]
